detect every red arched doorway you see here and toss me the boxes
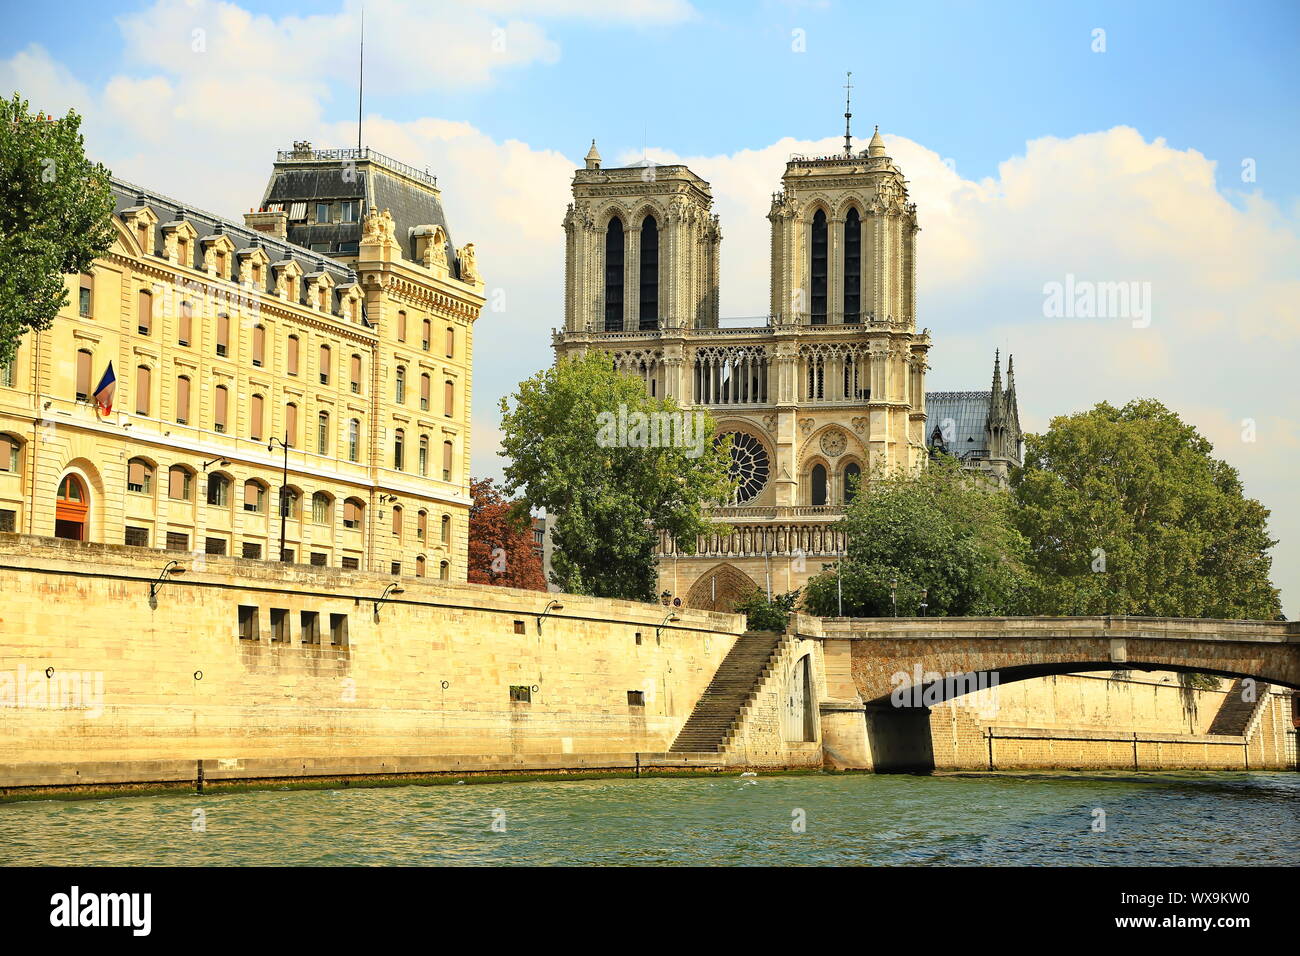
[55,474,89,541]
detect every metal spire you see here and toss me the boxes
[356,7,365,150]
[843,71,854,156]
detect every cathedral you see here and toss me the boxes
[552,120,1020,610]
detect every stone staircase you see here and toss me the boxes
[669,631,786,753]
[1208,679,1271,735]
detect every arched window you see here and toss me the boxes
[392,505,403,537]
[420,373,431,411]
[175,375,191,424]
[441,513,451,545]
[317,411,330,454]
[126,457,154,494]
[417,510,428,541]
[395,365,406,404]
[442,440,453,481]
[0,434,23,474]
[243,479,266,513]
[347,419,360,462]
[422,318,432,351]
[439,560,450,581]
[639,215,659,330]
[134,365,152,416]
[393,428,405,470]
[249,394,264,440]
[311,491,332,525]
[843,462,862,504]
[811,463,828,506]
[281,486,301,520]
[416,555,426,578]
[284,402,298,447]
[343,497,365,530]
[418,435,429,476]
[604,217,624,332]
[319,344,331,385]
[168,464,193,501]
[810,208,828,325]
[286,335,300,375]
[444,380,454,417]
[252,324,265,366]
[206,472,230,507]
[843,208,861,324]
[349,354,362,394]
[214,384,229,433]
[75,349,93,401]
[55,474,89,541]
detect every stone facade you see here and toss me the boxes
[0,148,482,581]
[553,129,931,608]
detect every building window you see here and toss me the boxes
[513,620,526,635]
[445,326,454,358]
[138,289,153,335]
[417,510,427,541]
[439,560,449,581]
[127,457,154,494]
[168,465,193,501]
[281,486,301,520]
[420,373,430,411]
[300,610,320,644]
[395,366,406,404]
[205,536,227,556]
[396,310,407,342]
[243,480,266,513]
[843,207,862,324]
[810,209,828,324]
[134,365,151,416]
[343,498,364,530]
[79,273,93,318]
[75,349,93,401]
[391,561,402,576]
[392,505,403,538]
[310,552,327,566]
[341,556,360,570]
[216,313,230,357]
[444,379,454,417]
[284,402,298,447]
[0,434,22,473]
[124,526,149,548]
[249,394,264,440]
[166,531,189,551]
[315,202,331,223]
[394,429,405,470]
[207,473,230,507]
[639,215,659,330]
[347,419,360,462]
[242,541,262,560]
[214,384,229,433]
[319,344,331,385]
[340,201,358,223]
[418,436,428,476]
[0,354,15,388]
[178,301,193,346]
[604,217,624,331]
[350,354,362,394]
[318,411,330,454]
[312,492,332,525]
[252,325,265,366]
[415,555,426,577]
[628,690,645,707]
[441,513,451,545]
[330,613,349,646]
[238,605,260,641]
[269,608,289,642]
[510,685,531,703]
[811,463,828,506]
[442,440,453,481]
[287,335,299,375]
[422,318,431,351]
[843,461,862,504]
[175,375,191,424]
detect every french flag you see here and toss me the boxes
[92,362,116,416]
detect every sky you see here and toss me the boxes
[3,0,1298,615]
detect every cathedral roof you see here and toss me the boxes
[925,391,996,458]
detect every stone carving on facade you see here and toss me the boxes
[851,417,868,433]
[820,429,847,458]
[799,418,814,436]
[457,243,479,284]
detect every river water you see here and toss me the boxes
[1,770,1295,866]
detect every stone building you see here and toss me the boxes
[0,145,484,578]
[925,350,1023,488]
[553,128,932,609]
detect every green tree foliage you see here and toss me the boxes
[498,352,734,602]
[803,455,1033,617]
[0,94,115,363]
[732,589,799,633]
[1012,399,1281,618]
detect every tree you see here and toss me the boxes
[0,94,115,363]
[732,589,799,633]
[466,477,547,591]
[803,455,1034,617]
[1012,398,1281,618]
[498,351,734,602]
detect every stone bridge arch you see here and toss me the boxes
[685,562,759,612]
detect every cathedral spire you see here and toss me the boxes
[867,125,886,159]
[989,350,1005,425]
[843,71,854,156]
[584,139,601,170]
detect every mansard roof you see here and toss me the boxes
[925,391,996,457]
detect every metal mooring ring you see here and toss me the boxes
[194,670,203,681]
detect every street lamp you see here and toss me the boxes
[537,598,565,634]
[890,576,898,618]
[267,434,291,562]
[373,583,405,620]
[149,560,186,605]
[201,456,231,472]
[919,588,928,617]
[656,609,680,641]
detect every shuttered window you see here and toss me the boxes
[250,394,264,440]
[214,385,229,432]
[287,336,299,375]
[252,325,265,366]
[319,344,330,384]
[75,350,93,400]
[350,354,362,394]
[285,403,297,446]
[442,440,453,481]
[176,376,190,423]
[135,366,151,416]
[444,380,454,417]
[138,289,152,334]
[216,313,230,356]
[178,301,192,345]
[168,466,191,500]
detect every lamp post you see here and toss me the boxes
[538,598,565,634]
[373,582,404,621]
[267,434,290,562]
[890,576,898,618]
[201,456,230,472]
[149,560,186,606]
[919,588,928,617]
[656,609,680,642]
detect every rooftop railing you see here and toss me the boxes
[276,147,438,187]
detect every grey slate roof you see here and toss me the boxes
[926,390,994,458]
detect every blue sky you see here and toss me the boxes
[3,0,1299,614]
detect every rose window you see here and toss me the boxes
[719,431,769,503]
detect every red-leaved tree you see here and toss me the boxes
[467,477,548,591]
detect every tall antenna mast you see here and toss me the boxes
[843,71,853,156]
[356,8,365,151]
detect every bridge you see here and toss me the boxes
[796,615,1300,771]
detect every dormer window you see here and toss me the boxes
[316,203,331,224]
[340,201,358,223]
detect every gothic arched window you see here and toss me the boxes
[604,217,624,332]
[843,462,862,504]
[843,208,861,324]
[811,464,828,506]
[810,209,828,325]
[639,215,659,331]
